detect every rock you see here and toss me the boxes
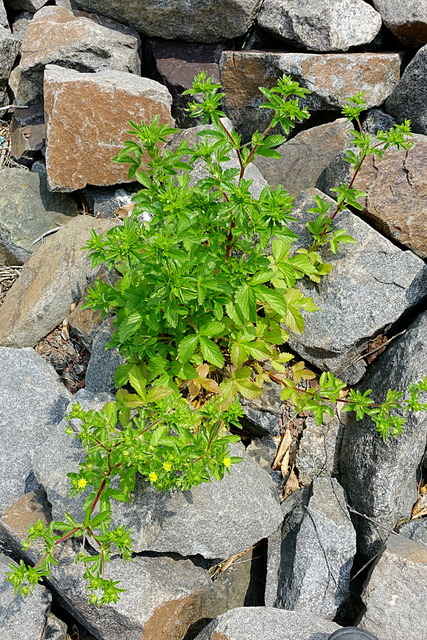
[85,319,125,394]
[319,135,427,258]
[362,108,396,136]
[296,414,344,486]
[240,381,283,437]
[71,0,261,43]
[193,606,342,640]
[286,189,427,381]
[258,0,382,52]
[0,347,71,513]
[267,478,356,619]
[220,51,401,139]
[83,186,135,219]
[43,613,68,640]
[0,216,117,347]
[339,310,427,558]
[67,300,104,350]
[9,6,141,106]
[0,168,77,264]
[359,535,427,640]
[246,435,277,472]
[254,118,353,195]
[44,65,174,191]
[0,554,54,640]
[5,0,48,11]
[373,0,427,47]
[0,26,19,106]
[399,518,427,545]
[9,118,45,165]
[0,0,8,29]
[386,44,427,135]
[11,11,33,42]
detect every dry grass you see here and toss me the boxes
[0,264,22,306]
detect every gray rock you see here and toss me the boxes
[11,11,33,42]
[254,118,353,196]
[373,0,427,47]
[71,0,261,43]
[0,0,8,29]
[0,347,71,513]
[359,535,427,640]
[258,0,382,52]
[83,186,134,219]
[10,118,45,165]
[296,415,344,485]
[0,554,53,640]
[0,216,118,348]
[286,190,427,381]
[0,26,19,106]
[85,319,126,394]
[43,613,68,640]
[340,310,427,559]
[399,518,427,546]
[0,168,78,264]
[193,606,342,640]
[9,6,141,105]
[386,44,427,135]
[362,108,396,136]
[5,0,48,11]
[240,381,283,437]
[246,435,277,472]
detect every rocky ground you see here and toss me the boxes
[0,1,427,640]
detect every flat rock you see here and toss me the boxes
[44,65,174,191]
[0,26,19,105]
[286,189,427,381]
[254,118,353,196]
[0,215,117,348]
[240,381,283,437]
[386,43,427,135]
[296,415,344,486]
[220,51,401,139]
[0,168,78,264]
[85,319,125,394]
[258,0,382,52]
[0,0,8,29]
[399,518,427,545]
[359,535,427,640]
[193,606,342,640]
[71,0,261,43]
[0,347,71,513]
[373,0,427,47]
[8,6,141,105]
[340,310,427,558]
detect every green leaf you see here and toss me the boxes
[128,365,147,399]
[235,284,256,321]
[199,336,225,368]
[177,334,200,363]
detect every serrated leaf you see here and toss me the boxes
[230,341,250,368]
[200,321,225,338]
[256,286,288,317]
[128,365,147,399]
[235,284,256,322]
[199,336,225,368]
[147,386,174,402]
[114,363,132,388]
[177,334,199,363]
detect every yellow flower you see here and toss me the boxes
[223,457,232,468]
[77,478,87,489]
[163,461,172,472]
[148,472,158,483]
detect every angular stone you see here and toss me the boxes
[386,44,427,135]
[254,118,353,196]
[85,319,126,394]
[44,65,174,191]
[193,607,342,640]
[373,0,427,47]
[362,107,396,136]
[71,0,261,43]
[220,51,402,139]
[319,135,427,258]
[5,0,48,11]
[399,518,427,546]
[0,26,19,106]
[0,168,78,264]
[0,216,117,347]
[0,347,71,513]
[10,118,45,165]
[11,11,33,42]
[83,186,135,219]
[0,0,8,30]
[296,414,344,486]
[9,6,141,106]
[359,535,427,640]
[340,310,427,558]
[258,0,382,52]
[240,381,283,437]
[286,189,427,381]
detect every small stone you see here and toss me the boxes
[373,0,427,47]
[399,519,427,546]
[10,119,45,165]
[386,44,427,135]
[240,381,283,437]
[362,108,396,136]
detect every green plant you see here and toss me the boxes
[8,73,425,605]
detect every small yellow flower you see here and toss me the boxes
[223,457,232,468]
[77,478,87,489]
[162,461,172,472]
[148,472,158,483]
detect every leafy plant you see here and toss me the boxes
[8,72,424,605]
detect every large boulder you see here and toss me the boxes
[0,0,8,29]
[0,26,19,106]
[373,0,427,47]
[386,44,427,136]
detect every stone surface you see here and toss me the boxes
[10,118,45,165]
[340,310,427,558]
[85,319,125,394]
[193,607,342,640]
[319,135,427,258]
[0,347,71,513]
[6,0,48,11]
[359,535,427,640]
[362,108,396,136]
[296,415,344,486]
[286,189,427,381]
[9,6,141,105]
[11,11,33,42]
[72,0,261,43]
[44,65,174,191]
[43,613,68,640]
[373,0,427,47]
[258,0,382,52]
[0,0,8,29]
[0,26,19,106]
[220,51,401,139]
[254,118,353,196]
[399,518,427,545]
[83,186,135,219]
[0,168,78,264]
[0,216,117,347]
[386,44,427,135]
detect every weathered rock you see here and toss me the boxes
[373,0,427,47]
[6,0,48,11]
[359,535,427,640]
[246,435,277,472]
[44,65,174,191]
[267,478,356,619]
[67,300,104,350]
[286,190,427,381]
[399,518,427,545]
[0,216,117,347]
[0,168,77,264]
[386,44,427,135]
[83,186,135,219]
[362,107,396,136]
[11,11,33,42]
[258,0,382,52]
[9,6,141,106]
[254,118,353,195]
[0,347,71,513]
[0,0,8,29]
[85,319,125,394]
[9,117,45,165]
[71,0,261,43]
[43,613,68,640]
[0,26,19,105]
[193,606,342,640]
[296,414,344,485]
[220,51,401,139]
[340,310,427,558]
[319,135,427,258]
[240,381,283,437]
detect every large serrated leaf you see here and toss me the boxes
[199,336,225,368]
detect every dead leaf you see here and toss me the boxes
[272,429,292,470]
[281,466,300,502]
[280,449,290,477]
[412,493,427,518]
[113,202,135,219]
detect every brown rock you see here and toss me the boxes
[44,65,174,191]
